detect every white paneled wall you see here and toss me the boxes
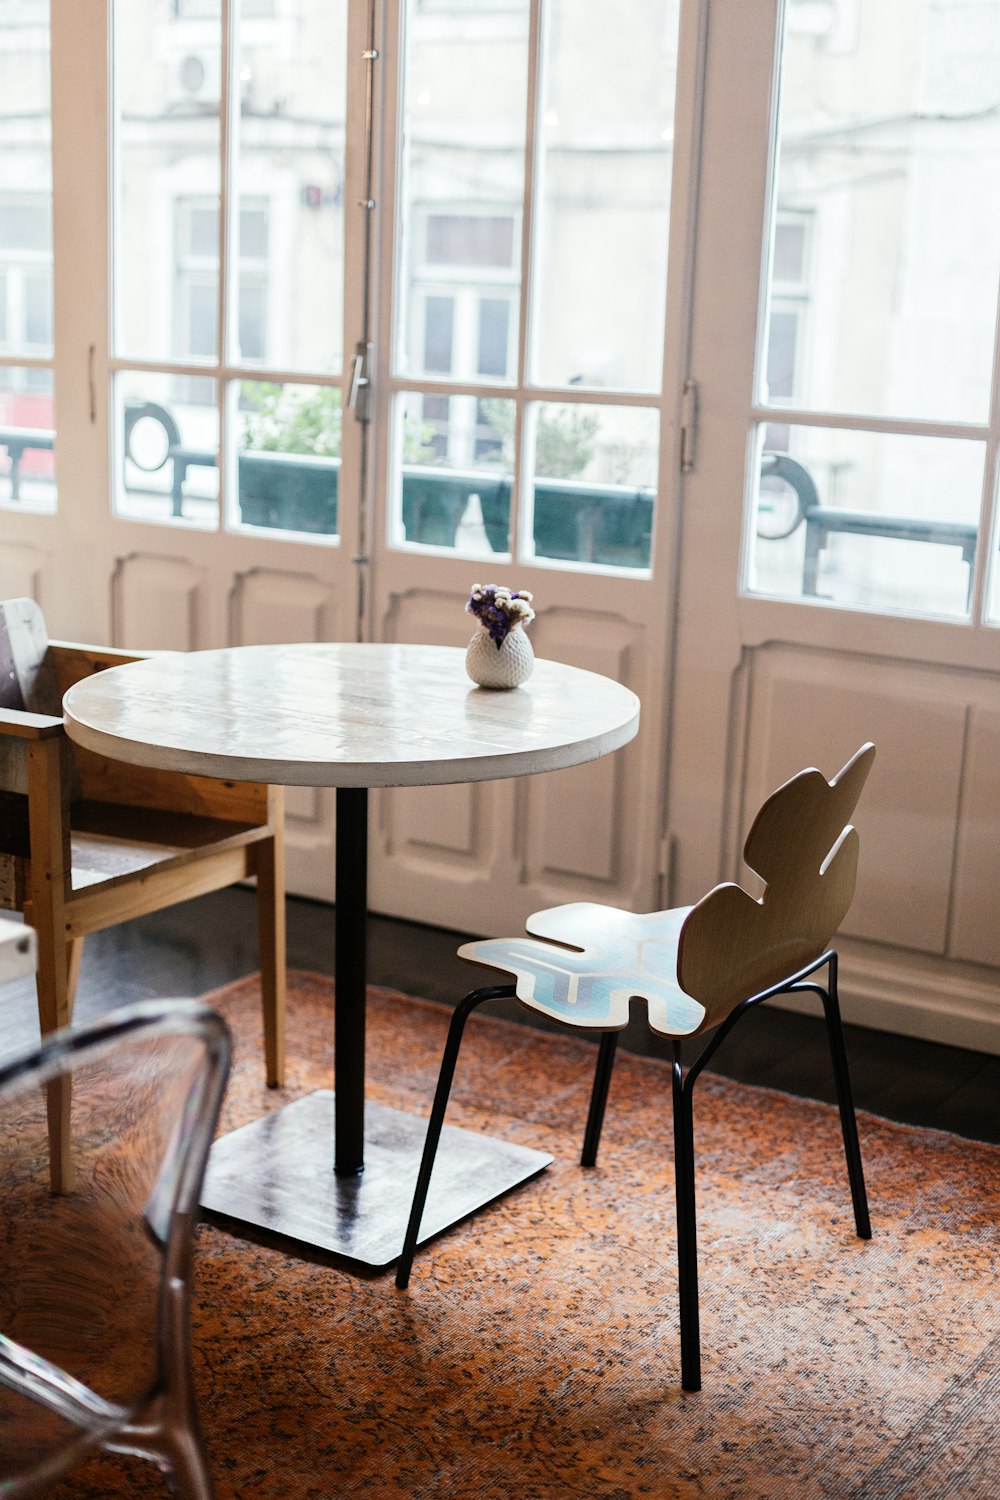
[734,643,1000,1050]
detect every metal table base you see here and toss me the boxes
[200,1092,552,1269]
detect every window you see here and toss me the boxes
[113,0,348,535]
[406,209,519,469]
[0,2,54,514]
[747,0,1000,621]
[0,196,53,388]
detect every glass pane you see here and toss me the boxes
[23,273,51,349]
[233,0,347,373]
[236,379,340,537]
[747,425,983,619]
[0,201,51,253]
[423,295,455,374]
[531,0,679,392]
[478,298,510,378]
[763,0,1000,422]
[527,402,658,571]
[117,372,219,528]
[391,391,513,556]
[115,1,221,363]
[0,369,55,513]
[398,0,529,382]
[0,3,52,364]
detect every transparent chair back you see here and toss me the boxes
[0,1000,231,1499]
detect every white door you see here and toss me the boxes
[363,0,699,931]
[669,0,1000,1049]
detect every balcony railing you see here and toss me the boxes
[0,414,980,595]
[759,451,977,607]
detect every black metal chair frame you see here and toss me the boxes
[394,950,871,1393]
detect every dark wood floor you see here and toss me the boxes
[2,886,997,1143]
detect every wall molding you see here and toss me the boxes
[772,937,1000,1057]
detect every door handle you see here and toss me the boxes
[348,342,372,420]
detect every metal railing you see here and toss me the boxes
[0,425,55,500]
[759,451,977,606]
[0,415,980,594]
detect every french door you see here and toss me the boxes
[364,0,699,930]
[0,0,694,930]
[670,0,1000,1052]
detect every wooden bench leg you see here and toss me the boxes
[27,737,75,1192]
[35,938,82,1194]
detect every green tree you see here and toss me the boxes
[479,399,600,479]
[241,382,436,463]
[240,382,342,457]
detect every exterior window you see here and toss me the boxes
[0,0,55,514]
[114,0,347,536]
[407,209,518,469]
[748,0,1000,621]
[0,196,53,390]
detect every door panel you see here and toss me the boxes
[740,647,967,954]
[111,554,205,652]
[229,569,337,648]
[0,544,47,605]
[951,707,1000,968]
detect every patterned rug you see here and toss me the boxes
[17,971,1000,1498]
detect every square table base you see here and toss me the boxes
[200,1090,553,1270]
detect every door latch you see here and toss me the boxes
[348,341,372,423]
[680,377,698,474]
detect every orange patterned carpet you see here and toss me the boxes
[21,971,1000,1498]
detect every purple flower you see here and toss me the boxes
[466,583,535,648]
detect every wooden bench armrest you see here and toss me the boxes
[0,708,65,740]
[48,641,174,687]
[46,644,277,826]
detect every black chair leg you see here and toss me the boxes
[672,1043,701,1392]
[581,1031,618,1167]
[395,986,508,1290]
[822,954,872,1241]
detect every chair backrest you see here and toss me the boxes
[0,597,57,716]
[0,1000,230,1496]
[676,743,875,1030]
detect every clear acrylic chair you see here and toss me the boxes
[0,999,231,1498]
[395,744,876,1392]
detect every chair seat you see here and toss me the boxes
[459,901,707,1038]
[68,801,269,894]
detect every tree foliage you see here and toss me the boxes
[240,382,342,457]
[480,400,600,479]
[241,382,435,463]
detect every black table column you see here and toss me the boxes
[334,786,367,1175]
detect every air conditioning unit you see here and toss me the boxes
[165,48,220,107]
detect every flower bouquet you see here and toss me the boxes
[465,582,536,688]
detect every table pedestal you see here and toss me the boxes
[202,787,552,1269]
[200,1092,552,1268]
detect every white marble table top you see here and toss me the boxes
[62,643,640,789]
[0,917,36,986]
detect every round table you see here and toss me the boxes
[64,643,640,1267]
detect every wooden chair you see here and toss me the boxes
[395,743,876,1391]
[0,597,285,1192]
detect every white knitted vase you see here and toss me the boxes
[465,624,535,689]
